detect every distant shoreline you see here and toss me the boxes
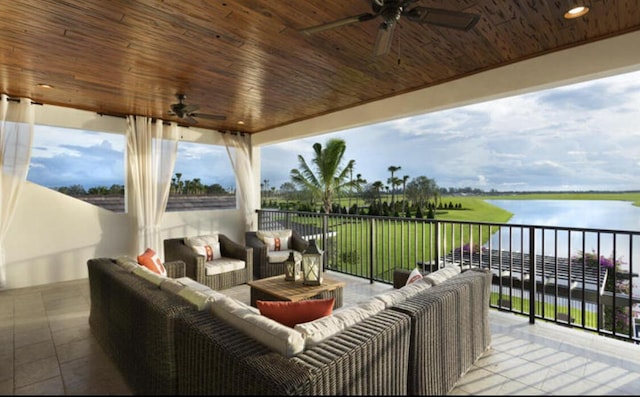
[477,192,640,207]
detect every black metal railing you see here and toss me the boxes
[256,209,640,344]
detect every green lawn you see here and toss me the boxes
[491,293,599,328]
[432,197,513,223]
[266,192,639,282]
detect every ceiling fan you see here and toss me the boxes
[299,0,480,57]
[168,94,226,124]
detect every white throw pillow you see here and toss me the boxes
[256,230,292,251]
[192,242,222,261]
[406,267,424,286]
[263,236,290,251]
[185,234,222,260]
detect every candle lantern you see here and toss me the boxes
[302,239,323,286]
[284,251,299,281]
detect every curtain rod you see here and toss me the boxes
[220,129,245,137]
[3,96,42,105]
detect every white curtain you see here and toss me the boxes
[0,95,35,289]
[127,116,179,258]
[222,132,257,231]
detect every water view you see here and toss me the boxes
[486,199,640,232]
[486,199,640,300]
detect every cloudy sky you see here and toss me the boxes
[262,69,640,193]
[27,69,640,192]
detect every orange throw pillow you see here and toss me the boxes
[257,298,335,328]
[137,248,167,276]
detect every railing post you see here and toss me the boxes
[529,226,536,324]
[435,221,441,268]
[322,213,328,271]
[370,218,376,284]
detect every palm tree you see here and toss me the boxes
[388,165,401,204]
[371,180,384,206]
[290,138,355,214]
[173,172,183,194]
[402,175,410,214]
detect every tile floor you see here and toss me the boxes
[2,271,640,395]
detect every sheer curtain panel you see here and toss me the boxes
[0,95,35,289]
[126,116,178,259]
[222,132,258,231]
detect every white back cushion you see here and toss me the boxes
[425,265,461,285]
[374,279,432,308]
[294,299,385,346]
[210,297,305,357]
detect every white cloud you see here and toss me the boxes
[262,69,640,192]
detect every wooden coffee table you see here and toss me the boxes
[248,275,345,309]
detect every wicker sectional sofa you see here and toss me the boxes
[87,257,491,395]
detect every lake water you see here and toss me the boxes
[485,199,640,231]
[486,199,640,297]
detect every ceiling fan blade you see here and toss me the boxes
[373,22,396,57]
[404,6,480,31]
[300,13,376,35]
[191,113,227,121]
[182,104,199,113]
[184,115,198,124]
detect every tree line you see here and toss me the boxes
[54,172,230,197]
[278,138,467,218]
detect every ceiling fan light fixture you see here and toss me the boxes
[373,22,395,57]
[564,2,590,19]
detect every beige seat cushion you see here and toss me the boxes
[204,257,246,276]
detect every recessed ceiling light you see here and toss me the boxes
[237,121,245,125]
[37,83,53,89]
[564,4,589,19]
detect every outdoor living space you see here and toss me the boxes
[2,270,640,395]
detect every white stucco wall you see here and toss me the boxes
[3,181,245,290]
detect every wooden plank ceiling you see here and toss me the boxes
[0,0,639,134]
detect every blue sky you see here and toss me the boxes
[28,69,640,192]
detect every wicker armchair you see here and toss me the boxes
[245,229,309,279]
[164,234,253,290]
